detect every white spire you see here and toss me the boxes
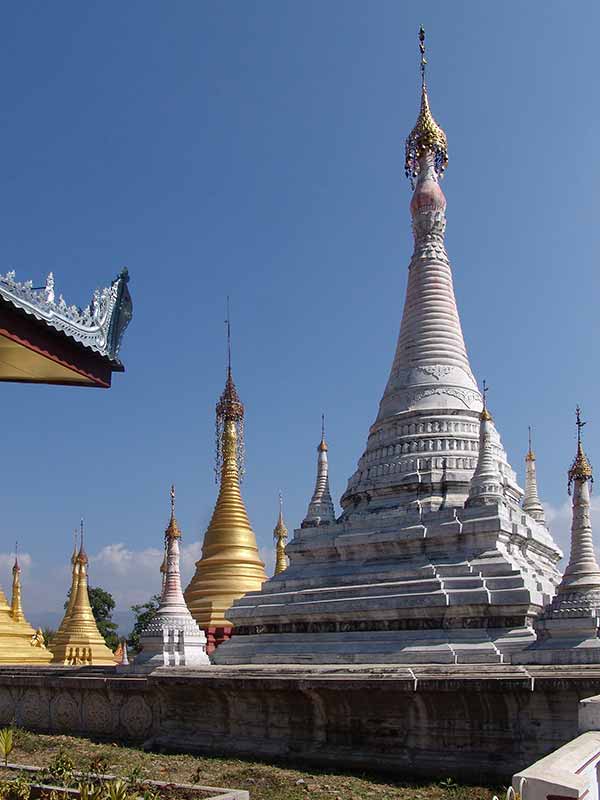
[523,427,546,523]
[341,147,522,514]
[133,487,209,671]
[466,391,503,507]
[557,408,600,595]
[383,154,478,406]
[302,416,335,527]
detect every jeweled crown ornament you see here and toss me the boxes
[215,297,245,483]
[405,27,448,188]
[569,405,593,493]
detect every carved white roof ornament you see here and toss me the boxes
[0,267,132,362]
[523,426,546,523]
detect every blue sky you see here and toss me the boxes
[2,1,599,630]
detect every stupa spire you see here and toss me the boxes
[59,529,81,634]
[0,542,52,664]
[466,382,503,506]
[10,543,25,624]
[273,492,288,575]
[51,521,115,665]
[132,486,209,670]
[557,407,600,595]
[341,29,522,515]
[523,426,546,523]
[302,415,336,527]
[405,27,448,187]
[184,312,266,649]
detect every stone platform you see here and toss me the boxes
[216,503,559,665]
[2,664,600,781]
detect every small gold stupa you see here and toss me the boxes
[273,493,288,576]
[184,329,266,648]
[51,525,115,665]
[0,546,52,664]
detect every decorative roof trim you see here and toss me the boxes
[0,268,132,362]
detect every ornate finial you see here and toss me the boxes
[480,380,492,421]
[77,518,88,564]
[569,405,593,492]
[419,25,427,87]
[225,295,232,375]
[318,413,328,452]
[166,484,182,539]
[273,492,288,575]
[526,425,535,462]
[274,492,287,540]
[13,541,20,572]
[215,305,245,483]
[405,27,448,188]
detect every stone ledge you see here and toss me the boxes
[0,664,598,780]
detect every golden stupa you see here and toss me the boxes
[51,528,116,665]
[185,361,267,632]
[0,549,52,664]
[273,494,288,576]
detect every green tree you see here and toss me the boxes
[64,585,119,651]
[128,594,161,653]
[42,627,56,648]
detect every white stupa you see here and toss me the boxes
[132,486,209,672]
[515,408,600,664]
[214,29,563,667]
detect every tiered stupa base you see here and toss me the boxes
[0,624,52,665]
[131,614,210,673]
[214,503,560,665]
[514,594,600,665]
[0,593,51,665]
[50,640,115,666]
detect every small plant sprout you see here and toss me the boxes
[0,728,13,767]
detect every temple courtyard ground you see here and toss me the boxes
[7,730,500,800]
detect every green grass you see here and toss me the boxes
[5,729,503,800]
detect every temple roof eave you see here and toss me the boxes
[0,268,132,364]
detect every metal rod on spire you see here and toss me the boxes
[170,484,176,518]
[80,518,84,550]
[576,405,587,446]
[321,413,325,441]
[419,25,427,88]
[528,425,533,453]
[225,296,232,375]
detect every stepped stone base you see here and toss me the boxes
[213,627,534,665]
[0,664,600,781]
[216,503,560,665]
[514,616,600,665]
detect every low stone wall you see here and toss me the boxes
[1,664,600,782]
